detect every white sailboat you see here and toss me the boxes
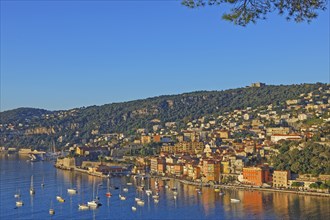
[14,189,21,198]
[230,198,240,203]
[49,201,55,215]
[16,195,24,207]
[131,206,137,211]
[88,179,101,208]
[78,203,89,210]
[41,177,45,187]
[56,187,65,202]
[30,175,35,195]
[67,188,77,194]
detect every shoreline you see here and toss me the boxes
[54,164,330,198]
[154,175,330,198]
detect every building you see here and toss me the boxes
[266,127,290,136]
[141,135,151,144]
[150,157,166,174]
[202,160,220,183]
[273,170,291,188]
[271,134,302,142]
[251,82,266,88]
[242,165,271,186]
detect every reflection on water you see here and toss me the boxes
[1,155,330,220]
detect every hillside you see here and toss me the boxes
[0,83,327,149]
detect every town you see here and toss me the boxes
[1,83,330,195]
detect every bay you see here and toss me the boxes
[1,154,329,220]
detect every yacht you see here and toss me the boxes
[105,179,112,197]
[230,198,240,203]
[131,206,137,211]
[14,189,21,198]
[78,203,89,210]
[119,194,126,200]
[49,201,55,215]
[67,188,78,194]
[56,196,65,203]
[123,187,128,192]
[30,175,35,195]
[137,200,145,206]
[49,208,55,215]
[16,200,24,206]
[87,199,101,207]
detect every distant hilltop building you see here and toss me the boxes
[251,82,266,88]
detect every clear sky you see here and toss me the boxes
[1,0,329,111]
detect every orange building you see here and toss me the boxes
[153,135,161,143]
[243,165,271,186]
[202,160,220,183]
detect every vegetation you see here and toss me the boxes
[0,83,326,149]
[272,141,330,175]
[182,0,327,26]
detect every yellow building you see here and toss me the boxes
[273,170,291,188]
[141,135,151,144]
[221,161,231,174]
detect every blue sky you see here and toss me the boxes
[1,1,329,111]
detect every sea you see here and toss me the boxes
[1,154,329,220]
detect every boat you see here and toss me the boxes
[56,187,65,202]
[145,189,152,196]
[123,187,128,192]
[88,199,101,207]
[16,200,24,207]
[135,197,141,202]
[14,189,21,198]
[41,177,45,187]
[78,203,89,210]
[105,178,112,197]
[30,175,35,195]
[173,195,177,200]
[154,198,159,204]
[137,200,145,206]
[88,180,102,208]
[214,188,220,192]
[56,196,65,203]
[152,193,159,199]
[230,198,240,203]
[119,194,126,200]
[67,188,77,194]
[165,185,169,189]
[173,191,178,195]
[131,206,137,211]
[127,182,133,186]
[49,201,55,215]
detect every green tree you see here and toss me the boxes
[182,0,327,26]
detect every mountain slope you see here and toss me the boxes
[0,83,327,148]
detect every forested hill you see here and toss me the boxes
[0,83,327,148]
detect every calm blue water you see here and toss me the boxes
[1,154,330,220]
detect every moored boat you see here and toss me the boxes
[30,175,35,195]
[78,203,89,210]
[67,188,77,194]
[16,200,24,207]
[132,206,137,211]
[230,198,240,203]
[49,201,55,215]
[137,200,145,206]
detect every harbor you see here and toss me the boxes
[1,156,330,220]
